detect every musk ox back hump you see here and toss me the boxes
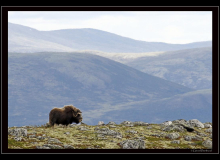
[49,105,82,126]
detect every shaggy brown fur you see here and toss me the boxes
[49,105,82,126]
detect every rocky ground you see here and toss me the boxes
[8,119,212,149]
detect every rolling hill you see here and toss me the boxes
[8,52,199,127]
[8,22,212,53]
[100,89,212,124]
[123,47,212,90]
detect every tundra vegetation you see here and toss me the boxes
[8,119,212,149]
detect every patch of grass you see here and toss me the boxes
[8,123,211,149]
[8,138,30,149]
[193,141,204,147]
[146,136,162,142]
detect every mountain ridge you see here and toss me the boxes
[8,22,212,53]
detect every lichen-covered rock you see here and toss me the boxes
[29,135,36,138]
[48,138,62,144]
[172,119,187,124]
[184,136,192,141]
[184,135,203,141]
[191,135,203,141]
[14,137,22,141]
[162,124,185,132]
[120,139,145,149]
[126,130,138,134]
[197,132,208,137]
[161,121,172,126]
[204,123,212,128]
[171,140,180,144]
[37,136,45,140]
[133,121,149,126]
[77,126,90,131]
[205,128,212,133]
[63,144,74,149]
[202,140,212,149]
[95,127,122,138]
[36,146,51,149]
[120,121,133,127]
[8,128,27,137]
[69,124,77,127]
[165,133,180,140]
[42,144,63,149]
[187,119,204,128]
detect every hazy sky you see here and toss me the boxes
[8,11,212,44]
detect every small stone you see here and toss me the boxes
[77,126,89,131]
[48,138,62,144]
[162,124,185,132]
[126,130,137,134]
[36,146,50,149]
[133,121,149,126]
[205,128,212,133]
[64,145,74,149]
[29,135,36,138]
[171,140,180,144]
[162,121,172,126]
[192,135,203,141]
[204,123,212,128]
[187,119,204,128]
[120,139,145,149]
[197,132,208,137]
[8,128,27,137]
[165,133,180,140]
[95,127,122,138]
[14,137,22,141]
[64,132,70,135]
[37,136,45,140]
[184,136,192,141]
[43,144,63,149]
[114,134,122,139]
[172,119,187,124]
[202,140,212,149]
[69,124,77,127]
[121,121,134,127]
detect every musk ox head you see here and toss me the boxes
[49,105,83,126]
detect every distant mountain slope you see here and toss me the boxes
[120,47,212,90]
[8,52,193,127]
[8,22,74,53]
[8,22,212,53]
[95,89,212,124]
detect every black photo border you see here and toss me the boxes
[1,6,219,154]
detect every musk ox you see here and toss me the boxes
[49,105,83,127]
